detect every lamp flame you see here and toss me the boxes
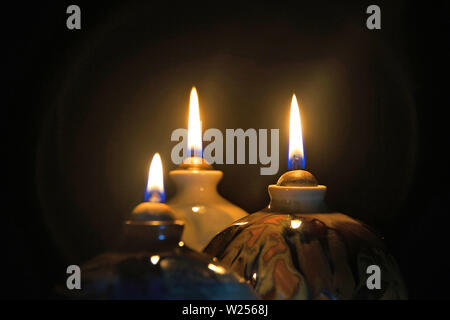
[187,86,202,158]
[288,94,305,170]
[145,153,165,203]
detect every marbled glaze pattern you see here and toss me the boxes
[204,210,407,300]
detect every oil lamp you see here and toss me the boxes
[60,153,256,299]
[204,95,407,300]
[168,87,247,252]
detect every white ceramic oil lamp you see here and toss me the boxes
[168,87,247,252]
[205,94,407,300]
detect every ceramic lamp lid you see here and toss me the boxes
[268,170,328,213]
[124,202,185,252]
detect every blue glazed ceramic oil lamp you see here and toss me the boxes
[204,95,407,300]
[61,153,256,299]
[168,87,247,252]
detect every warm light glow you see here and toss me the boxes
[150,255,160,265]
[178,241,185,247]
[145,153,165,202]
[191,206,200,213]
[288,94,305,170]
[208,263,226,274]
[188,86,202,157]
[290,219,302,229]
[252,273,257,281]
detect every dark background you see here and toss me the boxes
[2,1,449,299]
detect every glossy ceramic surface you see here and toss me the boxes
[63,246,257,299]
[204,210,407,300]
[58,201,256,299]
[168,169,247,251]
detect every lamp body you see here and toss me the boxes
[67,247,257,299]
[204,180,407,300]
[58,202,256,299]
[168,169,247,251]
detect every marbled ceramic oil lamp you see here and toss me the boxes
[60,153,256,299]
[168,87,247,252]
[205,95,407,300]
